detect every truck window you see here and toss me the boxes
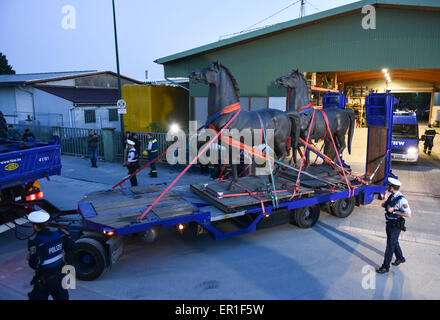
[392,124,418,139]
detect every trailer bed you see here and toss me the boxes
[80,185,198,229]
[190,175,314,212]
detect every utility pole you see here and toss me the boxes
[112,0,124,132]
[300,0,306,18]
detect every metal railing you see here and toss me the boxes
[7,123,173,161]
[54,127,104,158]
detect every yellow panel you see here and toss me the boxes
[122,84,188,132]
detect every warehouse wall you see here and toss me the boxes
[163,7,440,98]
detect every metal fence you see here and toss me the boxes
[55,127,105,158]
[8,123,173,161]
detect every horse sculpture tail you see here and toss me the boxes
[347,108,355,154]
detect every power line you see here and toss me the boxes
[241,0,301,33]
[307,0,320,12]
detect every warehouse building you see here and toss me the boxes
[155,0,440,127]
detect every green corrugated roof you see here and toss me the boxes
[155,0,440,64]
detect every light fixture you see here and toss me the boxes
[382,68,388,73]
[169,123,180,134]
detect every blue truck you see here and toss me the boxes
[391,111,419,163]
[0,135,62,233]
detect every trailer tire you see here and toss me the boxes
[291,205,320,228]
[329,197,356,218]
[70,237,107,281]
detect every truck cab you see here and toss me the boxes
[391,111,419,163]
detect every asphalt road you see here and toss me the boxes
[1,128,439,300]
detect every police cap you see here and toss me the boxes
[28,210,50,224]
[126,139,135,146]
[387,177,402,187]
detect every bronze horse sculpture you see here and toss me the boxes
[190,62,300,186]
[277,69,355,167]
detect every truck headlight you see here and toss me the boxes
[407,147,418,155]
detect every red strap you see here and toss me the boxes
[138,109,241,221]
[291,108,316,200]
[297,103,315,113]
[220,102,241,115]
[319,109,355,197]
[112,124,206,189]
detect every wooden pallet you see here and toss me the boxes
[190,176,314,213]
[83,185,196,229]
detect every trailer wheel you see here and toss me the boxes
[329,197,355,218]
[71,237,107,281]
[291,205,320,228]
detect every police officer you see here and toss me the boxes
[125,139,139,186]
[376,178,411,274]
[423,124,437,155]
[145,133,158,178]
[27,210,74,300]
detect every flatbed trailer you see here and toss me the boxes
[63,91,397,281]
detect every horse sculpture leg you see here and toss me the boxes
[227,164,239,190]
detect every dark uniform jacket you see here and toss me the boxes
[28,228,75,277]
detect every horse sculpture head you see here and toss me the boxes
[189,61,222,86]
[276,69,311,112]
[276,69,303,89]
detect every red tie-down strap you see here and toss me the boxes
[138,108,242,221]
[318,109,355,197]
[290,108,317,200]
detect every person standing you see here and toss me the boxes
[125,139,139,186]
[423,124,437,155]
[7,124,21,140]
[376,178,411,274]
[123,131,131,164]
[22,128,36,142]
[27,210,75,300]
[131,133,141,155]
[87,130,98,168]
[145,133,158,178]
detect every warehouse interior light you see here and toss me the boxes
[382,68,392,83]
[170,123,180,134]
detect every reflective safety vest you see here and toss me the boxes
[149,138,158,153]
[425,128,436,137]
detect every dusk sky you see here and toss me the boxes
[1,0,355,81]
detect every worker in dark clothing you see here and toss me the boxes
[131,133,141,155]
[87,130,99,168]
[125,139,139,186]
[7,124,21,141]
[22,129,36,142]
[123,131,131,164]
[423,124,437,155]
[27,210,75,300]
[145,133,158,178]
[376,178,411,274]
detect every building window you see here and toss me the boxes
[108,109,118,122]
[84,110,96,123]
